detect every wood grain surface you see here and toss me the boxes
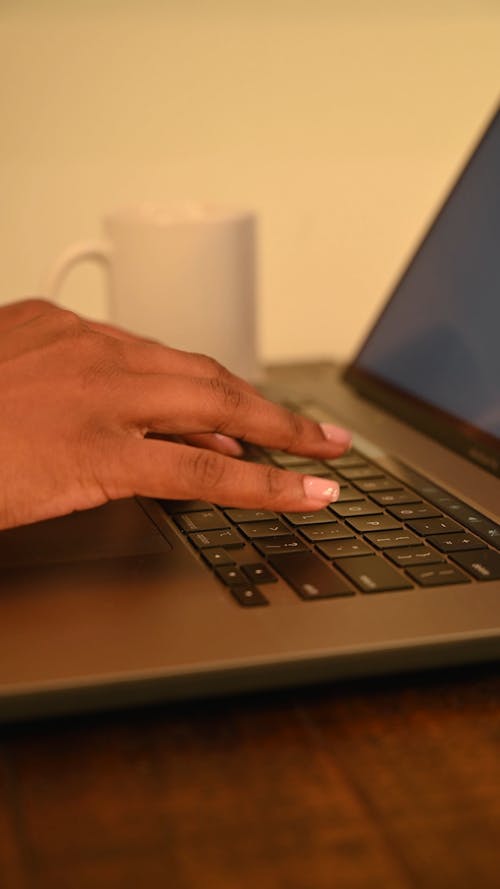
[1,664,500,889]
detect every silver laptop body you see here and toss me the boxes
[1,105,499,721]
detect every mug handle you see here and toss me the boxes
[41,240,112,302]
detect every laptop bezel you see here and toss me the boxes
[343,102,500,479]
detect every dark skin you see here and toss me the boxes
[0,299,352,530]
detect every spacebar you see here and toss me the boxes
[269,552,353,600]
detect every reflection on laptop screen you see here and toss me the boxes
[354,108,500,441]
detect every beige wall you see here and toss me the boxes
[1,1,499,364]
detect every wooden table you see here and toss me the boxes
[1,662,499,889]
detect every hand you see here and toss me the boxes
[0,299,351,530]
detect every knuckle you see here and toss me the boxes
[22,296,55,314]
[209,376,244,419]
[196,353,232,382]
[283,410,305,451]
[185,448,227,491]
[263,464,288,499]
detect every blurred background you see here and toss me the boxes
[0,0,498,365]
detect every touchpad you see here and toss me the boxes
[0,499,172,568]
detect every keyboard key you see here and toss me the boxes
[386,545,444,567]
[371,489,421,506]
[406,517,462,536]
[459,513,500,548]
[335,485,365,502]
[364,529,421,549]
[474,523,500,550]
[285,461,332,475]
[300,523,354,543]
[429,532,485,553]
[337,465,384,481]
[202,548,236,567]
[387,504,442,521]
[175,510,230,532]
[224,508,278,523]
[406,564,469,587]
[269,552,353,600]
[241,563,278,584]
[230,586,269,607]
[451,549,500,581]
[337,556,412,592]
[356,476,401,492]
[348,515,402,533]
[255,536,307,556]
[317,539,372,559]
[239,520,290,539]
[189,528,245,549]
[282,509,335,525]
[216,565,248,585]
[331,500,383,518]
[270,453,316,467]
[324,453,367,469]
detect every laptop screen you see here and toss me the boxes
[345,105,500,475]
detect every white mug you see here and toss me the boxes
[42,202,259,381]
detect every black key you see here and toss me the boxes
[324,454,366,469]
[348,515,401,533]
[202,548,236,567]
[317,539,372,559]
[239,520,290,539]
[337,556,412,593]
[285,461,331,476]
[331,500,383,518]
[365,529,421,549]
[459,512,500,548]
[269,552,353,600]
[429,532,485,553]
[406,564,469,587]
[474,522,500,550]
[356,476,401,492]
[335,485,365,502]
[386,545,444,567]
[406,517,462,536]
[387,504,442,521]
[255,536,307,556]
[451,549,500,581]
[270,453,315,467]
[189,528,245,549]
[230,586,269,607]
[283,509,335,525]
[216,565,248,585]
[371,489,421,506]
[224,508,278,523]
[337,465,384,481]
[241,563,278,584]
[175,510,230,532]
[300,523,354,543]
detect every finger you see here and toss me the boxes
[108,437,340,510]
[180,433,244,457]
[119,373,352,458]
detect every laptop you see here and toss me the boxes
[1,103,499,721]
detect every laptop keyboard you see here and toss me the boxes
[160,445,500,607]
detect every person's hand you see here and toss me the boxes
[0,299,352,530]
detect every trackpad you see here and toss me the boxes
[0,499,171,567]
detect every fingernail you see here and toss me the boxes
[303,475,340,504]
[213,433,244,457]
[320,423,352,449]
